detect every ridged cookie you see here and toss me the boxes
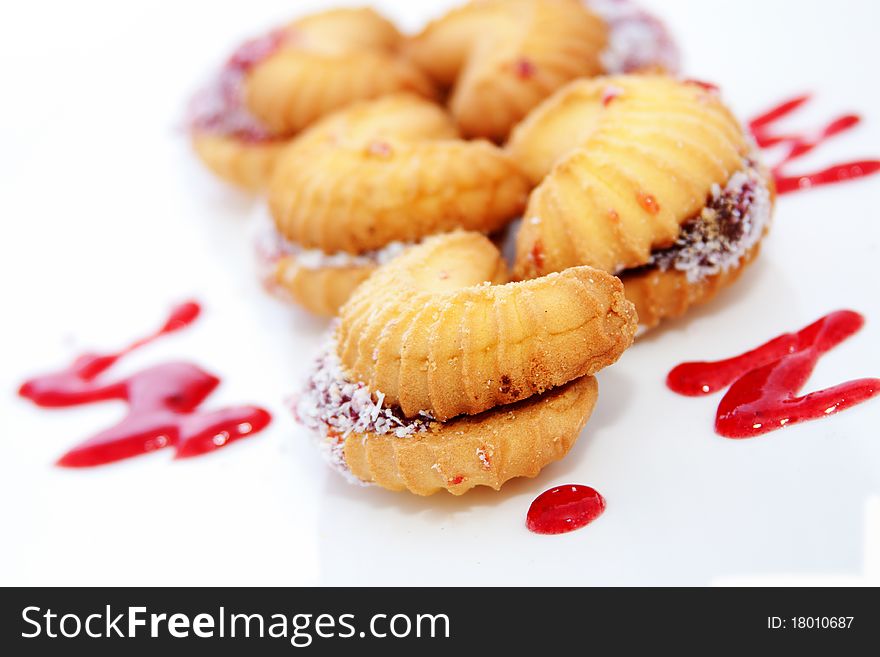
[621,241,762,329]
[272,257,376,317]
[407,0,607,141]
[509,75,750,277]
[336,232,637,421]
[189,8,434,190]
[269,94,530,254]
[191,135,286,193]
[343,374,598,495]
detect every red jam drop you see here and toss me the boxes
[530,239,545,271]
[749,94,880,195]
[667,311,880,438]
[513,57,536,79]
[601,86,622,106]
[18,301,271,467]
[636,191,660,214]
[526,485,606,535]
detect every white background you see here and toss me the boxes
[1,0,879,586]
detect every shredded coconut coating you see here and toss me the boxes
[252,203,412,270]
[187,30,287,142]
[292,242,410,269]
[294,336,435,481]
[650,159,771,283]
[586,0,680,74]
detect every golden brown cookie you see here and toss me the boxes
[189,8,435,190]
[407,0,607,141]
[343,375,598,495]
[621,242,762,329]
[269,94,529,254]
[509,75,774,329]
[294,232,636,496]
[262,95,529,316]
[271,258,376,318]
[191,135,286,193]
[337,231,636,420]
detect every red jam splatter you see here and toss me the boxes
[749,94,880,195]
[527,485,606,535]
[448,475,465,486]
[601,86,622,106]
[187,29,289,143]
[513,58,536,79]
[684,78,719,93]
[667,310,880,438]
[773,161,880,196]
[637,192,660,214]
[18,301,271,467]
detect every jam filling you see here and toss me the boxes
[639,159,771,284]
[294,338,435,481]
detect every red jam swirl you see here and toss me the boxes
[749,94,880,195]
[667,311,880,438]
[18,301,271,466]
[526,484,606,535]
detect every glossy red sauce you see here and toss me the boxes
[749,94,880,194]
[667,311,880,438]
[19,301,271,466]
[527,484,606,535]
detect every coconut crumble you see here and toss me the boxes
[295,337,435,480]
[187,29,289,142]
[649,159,771,283]
[586,0,680,74]
[252,202,413,272]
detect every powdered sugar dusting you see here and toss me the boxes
[586,0,680,74]
[295,336,435,482]
[650,158,771,283]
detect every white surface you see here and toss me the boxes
[1,0,879,586]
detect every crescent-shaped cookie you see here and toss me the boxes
[189,8,435,189]
[510,75,749,274]
[622,241,762,329]
[343,374,598,495]
[190,135,286,193]
[407,0,607,141]
[272,258,376,318]
[296,231,636,495]
[268,94,530,255]
[336,231,636,421]
[508,75,773,328]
